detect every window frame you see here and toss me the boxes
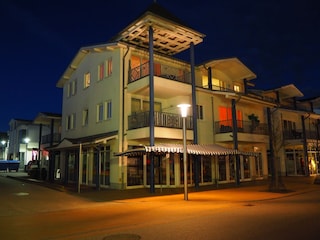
[82,109,89,126]
[84,72,91,88]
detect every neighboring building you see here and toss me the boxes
[33,112,62,181]
[51,3,277,190]
[8,119,40,169]
[0,132,8,159]
[262,85,320,176]
[7,112,61,173]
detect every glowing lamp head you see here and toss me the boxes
[177,104,191,118]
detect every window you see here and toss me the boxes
[219,106,242,127]
[212,78,225,91]
[131,98,141,113]
[196,105,204,120]
[142,100,161,112]
[131,98,161,113]
[107,58,112,76]
[105,100,112,119]
[71,80,77,95]
[84,72,90,88]
[67,83,71,98]
[68,80,77,97]
[97,103,104,122]
[98,63,105,81]
[234,84,240,92]
[82,109,89,126]
[66,113,76,130]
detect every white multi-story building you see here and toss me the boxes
[51,2,319,190]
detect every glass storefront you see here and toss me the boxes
[127,155,143,186]
[218,155,227,181]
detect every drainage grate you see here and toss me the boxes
[103,233,141,240]
[243,203,255,207]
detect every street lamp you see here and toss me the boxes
[1,140,6,159]
[178,103,191,200]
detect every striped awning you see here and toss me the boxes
[145,144,237,155]
[115,144,259,156]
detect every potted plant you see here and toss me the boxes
[248,114,260,132]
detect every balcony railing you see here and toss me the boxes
[129,62,191,84]
[283,129,320,140]
[128,111,193,130]
[215,120,269,135]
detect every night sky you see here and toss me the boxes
[1,0,319,132]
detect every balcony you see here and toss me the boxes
[41,133,61,145]
[129,62,191,84]
[128,111,193,130]
[284,129,320,140]
[215,120,269,135]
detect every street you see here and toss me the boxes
[0,175,319,240]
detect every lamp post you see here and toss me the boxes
[178,104,191,200]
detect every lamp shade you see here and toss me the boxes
[177,104,191,117]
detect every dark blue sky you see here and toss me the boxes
[1,0,319,132]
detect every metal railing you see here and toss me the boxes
[283,129,319,140]
[129,62,191,84]
[128,111,193,130]
[215,120,269,135]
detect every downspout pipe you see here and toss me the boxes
[267,108,275,182]
[301,115,309,176]
[231,99,240,186]
[208,67,212,90]
[191,42,197,144]
[190,42,199,189]
[38,123,42,180]
[49,119,54,182]
[149,26,155,193]
[121,45,130,190]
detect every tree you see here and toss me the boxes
[269,109,286,192]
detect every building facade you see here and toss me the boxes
[50,3,319,191]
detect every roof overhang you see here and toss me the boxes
[112,11,205,56]
[199,58,257,81]
[266,84,304,99]
[56,42,121,88]
[33,112,61,125]
[47,133,118,150]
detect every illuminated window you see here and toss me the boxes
[98,63,105,81]
[212,78,225,91]
[107,58,112,76]
[219,106,242,127]
[84,72,90,88]
[82,109,88,126]
[234,84,240,92]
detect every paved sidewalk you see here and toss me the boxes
[1,170,319,203]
